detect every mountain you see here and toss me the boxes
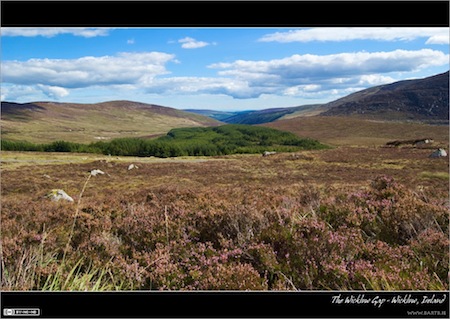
[194,71,449,125]
[264,72,449,146]
[1,100,221,143]
[320,71,449,124]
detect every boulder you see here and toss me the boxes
[429,148,447,158]
[90,169,105,176]
[263,151,277,157]
[46,189,74,202]
[128,164,138,171]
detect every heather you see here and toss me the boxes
[1,147,448,291]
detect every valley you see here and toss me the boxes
[1,71,448,291]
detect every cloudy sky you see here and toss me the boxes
[1,27,449,111]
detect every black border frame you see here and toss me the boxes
[2,291,450,318]
[1,1,449,27]
[1,1,449,318]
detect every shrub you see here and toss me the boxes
[1,140,43,152]
[1,124,328,157]
[1,171,447,291]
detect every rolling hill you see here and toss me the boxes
[320,71,449,124]
[192,71,449,125]
[1,100,221,143]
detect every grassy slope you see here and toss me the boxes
[263,116,449,147]
[278,104,329,120]
[1,101,221,144]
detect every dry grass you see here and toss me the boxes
[1,101,220,144]
[1,146,448,290]
[2,146,448,200]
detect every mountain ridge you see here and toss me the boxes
[188,71,449,125]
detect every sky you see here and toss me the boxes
[1,27,449,111]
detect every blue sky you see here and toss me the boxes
[1,27,449,111]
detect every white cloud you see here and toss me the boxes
[1,27,113,38]
[2,48,447,102]
[1,84,42,102]
[2,52,176,88]
[141,49,448,100]
[127,38,135,44]
[144,76,261,99]
[425,35,450,45]
[259,27,450,45]
[357,74,396,86]
[283,85,362,100]
[36,84,70,99]
[178,37,210,49]
[210,49,448,81]
[205,49,448,99]
[283,84,321,96]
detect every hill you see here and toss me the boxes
[320,71,449,123]
[188,71,449,125]
[1,100,221,143]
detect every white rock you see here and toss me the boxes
[429,148,447,158]
[262,151,277,157]
[128,164,138,170]
[47,189,74,202]
[90,169,105,176]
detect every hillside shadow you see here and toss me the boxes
[1,102,46,122]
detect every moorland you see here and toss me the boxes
[1,141,448,290]
[1,71,449,291]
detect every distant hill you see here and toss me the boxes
[320,71,449,124]
[221,108,292,125]
[208,104,323,125]
[183,109,240,121]
[1,100,221,143]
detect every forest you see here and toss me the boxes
[1,124,328,157]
